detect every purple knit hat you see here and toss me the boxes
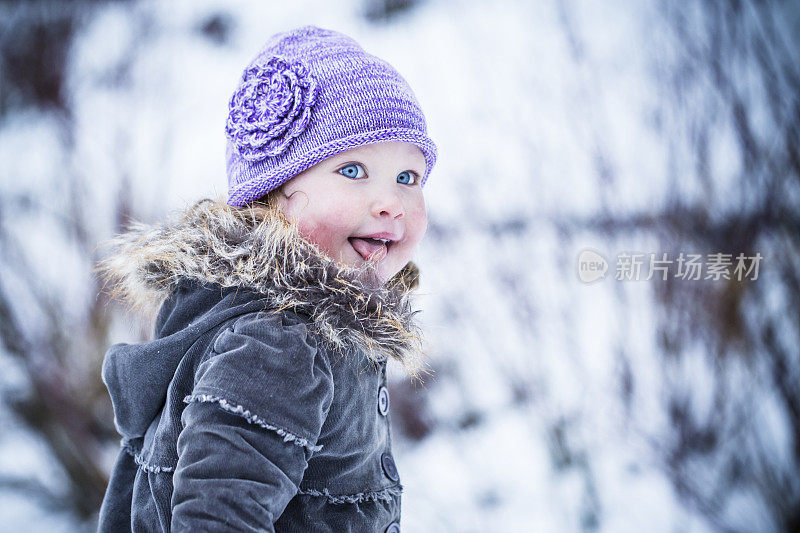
[225,25,437,207]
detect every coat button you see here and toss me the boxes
[378,386,390,416]
[381,452,399,482]
[385,522,400,533]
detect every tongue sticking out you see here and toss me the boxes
[349,237,388,262]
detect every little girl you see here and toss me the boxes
[96,25,437,532]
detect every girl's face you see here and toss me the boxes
[277,141,428,284]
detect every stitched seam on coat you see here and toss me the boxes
[120,440,175,473]
[296,483,403,504]
[183,393,323,452]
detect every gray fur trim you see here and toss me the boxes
[121,440,175,473]
[95,198,430,379]
[296,484,403,504]
[183,393,323,452]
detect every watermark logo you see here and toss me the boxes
[577,250,763,283]
[577,248,608,283]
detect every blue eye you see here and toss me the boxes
[338,163,366,179]
[397,171,417,185]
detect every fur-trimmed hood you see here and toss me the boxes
[97,198,428,378]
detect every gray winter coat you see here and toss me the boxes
[96,199,426,532]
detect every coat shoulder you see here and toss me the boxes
[187,308,335,452]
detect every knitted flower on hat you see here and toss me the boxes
[226,56,317,161]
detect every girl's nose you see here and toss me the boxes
[371,187,404,219]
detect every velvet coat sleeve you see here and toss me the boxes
[170,311,335,532]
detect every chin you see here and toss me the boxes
[378,262,403,284]
[340,243,402,285]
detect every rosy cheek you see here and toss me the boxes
[407,201,428,242]
[298,219,346,257]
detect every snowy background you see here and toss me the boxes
[1,0,798,531]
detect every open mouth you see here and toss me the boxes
[348,236,392,262]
